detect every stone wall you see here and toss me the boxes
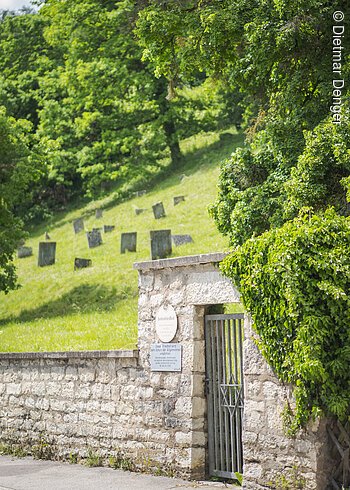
[0,253,336,487]
[0,350,200,477]
[1,352,137,454]
[243,320,335,489]
[0,253,237,479]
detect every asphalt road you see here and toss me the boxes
[0,456,232,490]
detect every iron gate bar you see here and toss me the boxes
[238,317,244,470]
[216,318,224,471]
[205,313,244,480]
[221,319,229,472]
[227,319,235,472]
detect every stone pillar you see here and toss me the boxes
[134,253,239,478]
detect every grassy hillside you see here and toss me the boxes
[0,131,244,352]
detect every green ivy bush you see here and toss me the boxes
[221,209,350,433]
[208,143,287,246]
[284,119,350,219]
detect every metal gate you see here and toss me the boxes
[205,313,244,480]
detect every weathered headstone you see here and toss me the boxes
[86,230,103,248]
[95,209,103,219]
[152,202,166,219]
[38,242,56,267]
[173,196,185,206]
[18,246,33,259]
[121,232,137,254]
[150,230,172,260]
[135,190,147,197]
[135,208,146,216]
[172,234,193,246]
[104,225,115,233]
[74,258,92,270]
[73,218,84,234]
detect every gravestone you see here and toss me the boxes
[95,209,103,219]
[104,225,115,233]
[152,202,166,219]
[18,246,33,259]
[74,258,92,270]
[121,232,137,254]
[135,190,147,197]
[92,227,102,233]
[173,196,185,206]
[172,234,193,246]
[38,242,56,267]
[86,230,103,248]
[135,208,146,216]
[150,230,172,260]
[73,218,84,234]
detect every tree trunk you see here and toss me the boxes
[156,78,183,167]
[163,117,182,167]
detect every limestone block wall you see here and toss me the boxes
[242,320,335,489]
[0,350,201,477]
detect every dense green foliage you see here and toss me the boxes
[37,0,175,199]
[136,0,350,430]
[0,2,240,290]
[221,210,350,432]
[0,9,50,126]
[0,107,43,293]
[0,2,239,212]
[210,118,350,245]
[137,0,350,243]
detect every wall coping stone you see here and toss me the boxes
[0,350,139,360]
[133,252,228,271]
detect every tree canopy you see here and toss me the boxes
[0,1,241,291]
[0,107,43,293]
[136,0,350,243]
[0,2,239,210]
[136,0,350,428]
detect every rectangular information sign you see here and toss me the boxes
[150,343,182,372]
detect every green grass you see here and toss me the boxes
[0,130,244,352]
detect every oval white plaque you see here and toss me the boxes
[156,305,178,342]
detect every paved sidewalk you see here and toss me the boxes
[0,456,234,490]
